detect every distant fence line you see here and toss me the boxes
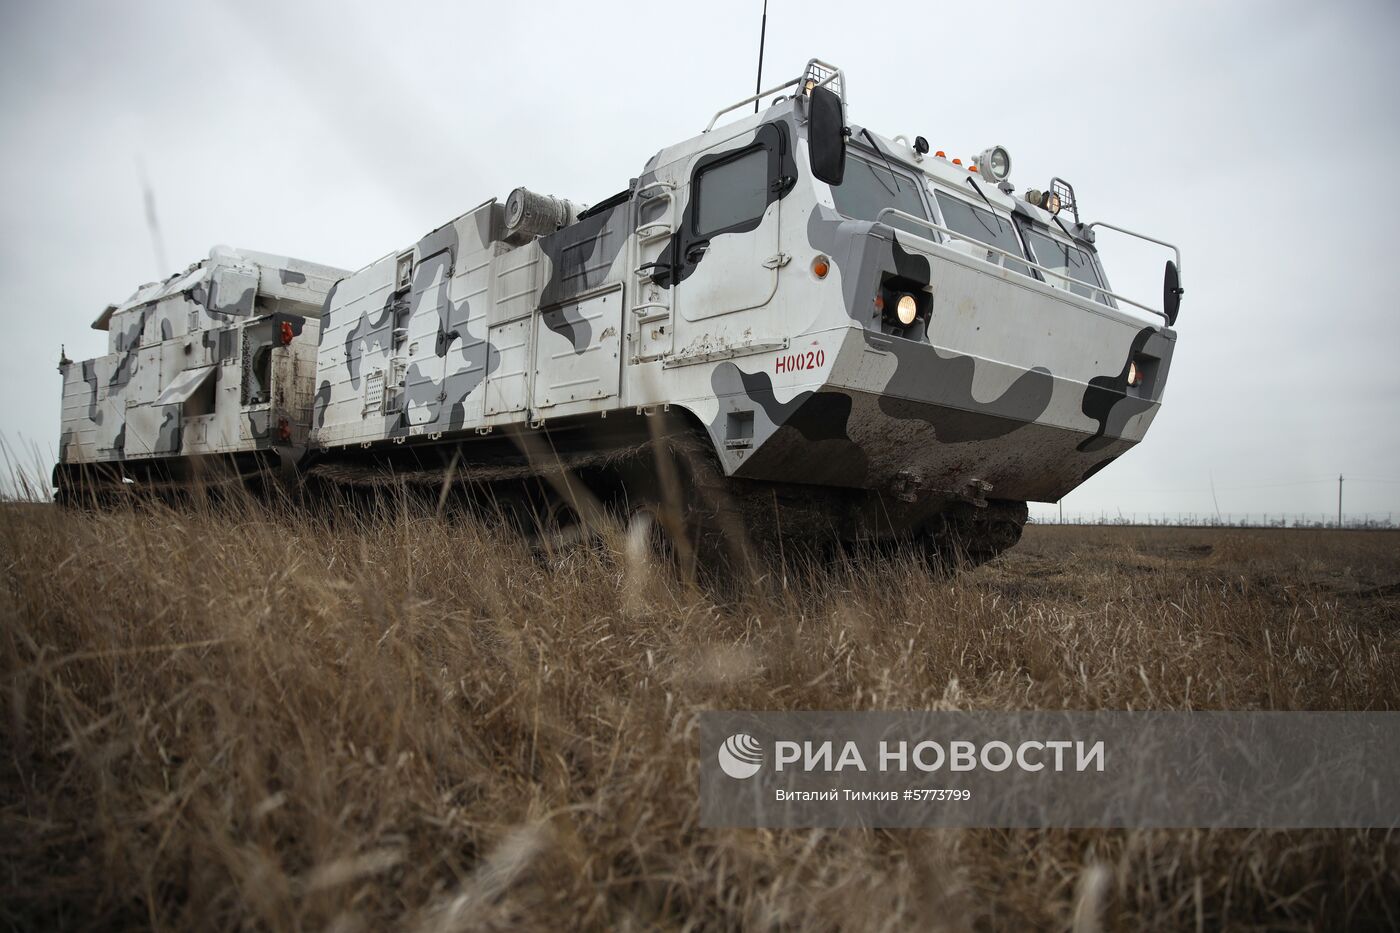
[1030,512,1396,530]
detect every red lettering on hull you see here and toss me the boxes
[773,349,825,374]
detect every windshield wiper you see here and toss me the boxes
[962,180,1005,240]
[1052,212,1077,241]
[860,129,902,198]
[966,176,998,214]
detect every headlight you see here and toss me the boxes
[1025,189,1062,215]
[978,146,1012,182]
[878,281,929,329]
[896,294,919,326]
[1127,360,1142,387]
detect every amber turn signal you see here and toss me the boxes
[812,256,830,279]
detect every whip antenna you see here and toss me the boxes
[753,0,768,113]
[138,158,169,278]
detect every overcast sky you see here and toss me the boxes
[2,0,1397,520]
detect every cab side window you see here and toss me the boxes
[694,148,770,237]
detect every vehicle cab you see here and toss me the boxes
[632,59,1183,510]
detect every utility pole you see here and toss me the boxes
[1338,474,1344,528]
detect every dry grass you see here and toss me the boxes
[2,500,1398,931]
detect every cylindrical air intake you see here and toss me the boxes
[503,188,578,243]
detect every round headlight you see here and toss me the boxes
[896,294,919,326]
[978,146,1012,182]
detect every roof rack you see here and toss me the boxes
[704,58,845,133]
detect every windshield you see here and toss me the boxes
[933,191,1031,277]
[830,152,930,238]
[1021,227,1106,302]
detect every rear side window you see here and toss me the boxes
[831,154,929,238]
[694,148,769,237]
[934,191,1031,277]
[1023,228,1106,301]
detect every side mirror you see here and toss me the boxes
[808,85,846,186]
[1163,260,1183,326]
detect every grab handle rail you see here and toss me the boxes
[704,58,846,133]
[704,77,802,133]
[874,208,1169,322]
[1087,221,1184,290]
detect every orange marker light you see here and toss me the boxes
[279,321,295,345]
[952,158,962,165]
[935,150,946,158]
[812,256,830,279]
[970,165,979,173]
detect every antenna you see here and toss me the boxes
[753,0,768,114]
[138,158,169,278]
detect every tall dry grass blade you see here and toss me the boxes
[1071,862,1111,933]
[414,824,550,933]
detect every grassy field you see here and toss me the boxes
[2,501,1397,931]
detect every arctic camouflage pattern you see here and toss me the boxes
[58,247,344,471]
[59,59,1179,544]
[311,61,1175,509]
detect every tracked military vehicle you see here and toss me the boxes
[55,247,345,492]
[56,59,1183,562]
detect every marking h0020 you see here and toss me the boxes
[774,348,824,374]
